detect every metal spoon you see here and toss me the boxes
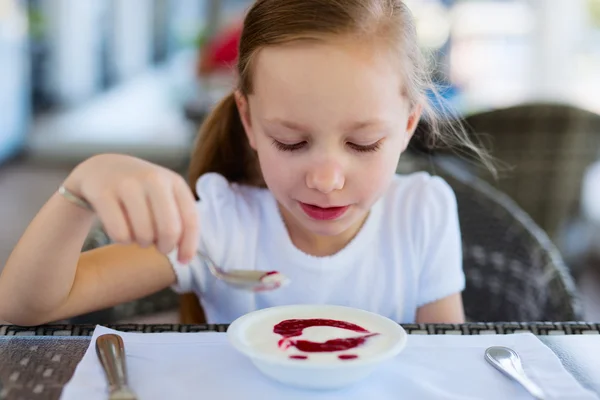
[485,346,546,400]
[196,250,289,292]
[96,334,138,400]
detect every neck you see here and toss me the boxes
[279,205,368,257]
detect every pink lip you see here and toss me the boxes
[299,202,349,221]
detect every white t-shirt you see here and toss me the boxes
[167,172,465,324]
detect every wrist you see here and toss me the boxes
[57,185,94,212]
[60,159,95,212]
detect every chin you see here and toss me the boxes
[300,220,352,237]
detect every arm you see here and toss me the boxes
[0,154,199,326]
[47,244,176,324]
[416,293,465,324]
[0,192,176,326]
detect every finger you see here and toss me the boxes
[119,184,156,248]
[146,181,182,256]
[91,192,133,245]
[173,179,199,263]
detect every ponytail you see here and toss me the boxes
[187,92,264,199]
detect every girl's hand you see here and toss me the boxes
[63,154,198,262]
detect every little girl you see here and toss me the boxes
[0,0,491,326]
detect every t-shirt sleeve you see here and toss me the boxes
[166,173,258,295]
[415,176,465,307]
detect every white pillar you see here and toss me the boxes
[108,0,153,83]
[531,0,587,100]
[45,0,104,106]
[0,0,29,162]
[205,0,224,38]
[169,0,205,50]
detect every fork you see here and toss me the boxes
[96,334,138,400]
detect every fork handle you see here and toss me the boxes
[96,334,129,392]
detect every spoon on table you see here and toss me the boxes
[96,334,138,400]
[485,346,546,399]
[196,250,289,292]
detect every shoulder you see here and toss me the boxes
[384,172,458,218]
[195,172,263,202]
[380,172,459,250]
[193,172,268,246]
[194,172,270,216]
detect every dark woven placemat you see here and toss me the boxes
[1,322,599,337]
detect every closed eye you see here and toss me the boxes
[271,139,383,153]
[347,140,383,153]
[272,140,307,152]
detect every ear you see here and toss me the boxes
[406,104,423,138]
[404,104,423,146]
[234,90,257,149]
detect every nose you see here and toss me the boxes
[306,161,345,194]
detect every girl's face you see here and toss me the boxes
[236,39,421,243]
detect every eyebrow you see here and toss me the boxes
[265,118,386,133]
[267,119,309,132]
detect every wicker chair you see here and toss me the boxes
[433,103,600,244]
[398,155,583,322]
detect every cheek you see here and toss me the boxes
[352,144,402,197]
[256,145,297,191]
[353,159,392,196]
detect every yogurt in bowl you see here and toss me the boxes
[227,304,407,389]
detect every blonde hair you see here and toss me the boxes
[188,0,494,196]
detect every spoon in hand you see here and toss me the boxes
[196,250,289,292]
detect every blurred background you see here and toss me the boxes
[1,0,600,323]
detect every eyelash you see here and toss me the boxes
[272,140,382,153]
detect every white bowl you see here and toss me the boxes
[227,304,407,389]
